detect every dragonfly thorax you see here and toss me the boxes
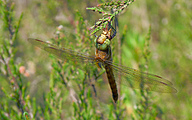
[95,38,112,62]
[94,26,113,61]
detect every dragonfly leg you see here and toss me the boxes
[94,20,98,37]
[107,21,116,40]
[110,25,116,40]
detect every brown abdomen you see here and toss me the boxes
[104,65,118,102]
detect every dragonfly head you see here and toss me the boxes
[95,27,112,51]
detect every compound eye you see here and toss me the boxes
[96,39,110,50]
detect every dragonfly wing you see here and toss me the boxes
[28,38,97,67]
[44,47,96,64]
[104,61,177,93]
[28,38,56,49]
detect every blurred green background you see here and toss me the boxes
[0,0,192,119]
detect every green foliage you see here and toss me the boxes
[0,0,191,120]
[87,0,135,34]
[0,0,29,119]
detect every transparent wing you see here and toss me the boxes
[28,38,98,66]
[28,38,56,49]
[28,38,177,93]
[104,61,177,93]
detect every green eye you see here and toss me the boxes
[96,39,110,50]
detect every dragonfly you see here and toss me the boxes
[28,25,177,103]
